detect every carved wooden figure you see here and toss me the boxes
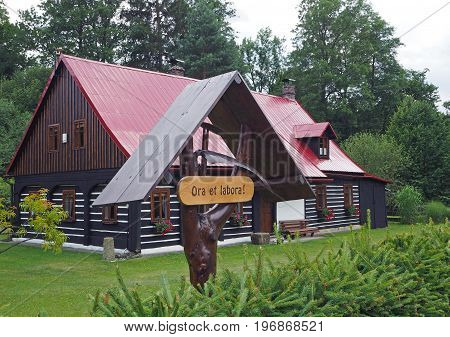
[180,125,251,286]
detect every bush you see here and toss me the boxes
[395,185,423,224]
[92,224,450,317]
[0,177,12,202]
[424,201,450,224]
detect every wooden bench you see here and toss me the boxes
[279,220,319,238]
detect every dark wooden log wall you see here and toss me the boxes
[89,184,129,249]
[139,185,254,250]
[221,201,253,239]
[19,185,86,245]
[140,185,181,249]
[305,182,360,229]
[10,64,127,176]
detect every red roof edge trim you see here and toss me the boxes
[325,172,391,184]
[61,55,130,158]
[307,178,334,183]
[293,122,337,139]
[5,57,64,175]
[363,174,392,184]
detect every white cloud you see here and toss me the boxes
[5,0,449,107]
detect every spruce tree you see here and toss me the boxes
[120,0,189,71]
[19,0,122,66]
[176,0,240,79]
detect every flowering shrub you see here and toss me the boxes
[230,211,250,227]
[321,207,335,221]
[154,219,173,235]
[346,205,360,217]
[0,198,16,237]
[20,189,67,252]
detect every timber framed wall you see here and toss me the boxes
[305,179,360,229]
[13,170,137,250]
[9,64,126,176]
[14,171,255,251]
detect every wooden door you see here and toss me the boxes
[260,198,274,233]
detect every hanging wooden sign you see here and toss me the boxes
[177,176,254,205]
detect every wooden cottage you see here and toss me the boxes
[6,54,389,252]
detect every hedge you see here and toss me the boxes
[92,224,449,317]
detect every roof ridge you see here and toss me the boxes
[61,53,199,82]
[61,54,316,110]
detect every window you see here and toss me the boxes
[48,124,60,152]
[102,205,118,224]
[62,190,76,222]
[344,185,353,208]
[74,120,86,149]
[315,185,327,210]
[319,137,329,158]
[151,188,171,221]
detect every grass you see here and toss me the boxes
[0,223,421,317]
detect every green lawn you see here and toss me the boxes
[0,224,420,317]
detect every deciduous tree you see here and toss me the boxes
[0,66,51,113]
[240,27,286,93]
[0,1,28,77]
[387,96,450,201]
[341,132,410,184]
[289,0,403,138]
[0,189,67,254]
[0,99,29,173]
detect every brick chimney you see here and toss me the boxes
[168,57,185,77]
[282,78,296,100]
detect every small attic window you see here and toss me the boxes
[74,119,86,149]
[48,124,60,152]
[319,137,329,158]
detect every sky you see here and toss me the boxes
[5,0,450,109]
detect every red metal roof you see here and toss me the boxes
[293,122,337,139]
[8,54,376,179]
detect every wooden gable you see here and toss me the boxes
[8,63,127,176]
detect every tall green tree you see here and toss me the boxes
[176,0,240,79]
[20,0,122,66]
[120,0,189,71]
[341,132,411,208]
[0,1,28,77]
[387,96,450,201]
[0,66,51,113]
[0,99,29,173]
[443,101,450,115]
[341,132,410,184]
[0,66,50,173]
[400,69,440,105]
[240,27,286,93]
[289,0,402,138]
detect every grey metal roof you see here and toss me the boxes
[93,71,314,206]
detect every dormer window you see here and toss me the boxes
[293,122,337,160]
[319,137,329,158]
